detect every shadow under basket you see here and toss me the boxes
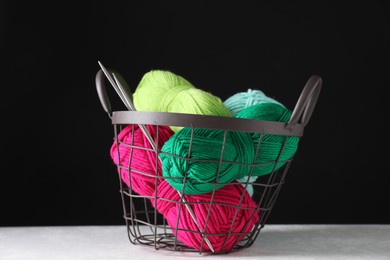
[96,71,322,254]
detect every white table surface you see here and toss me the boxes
[1,225,390,259]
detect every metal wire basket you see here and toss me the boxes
[96,67,322,254]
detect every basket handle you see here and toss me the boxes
[95,69,112,117]
[288,75,322,127]
[96,66,131,117]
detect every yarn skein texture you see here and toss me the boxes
[235,102,300,175]
[132,70,231,132]
[110,124,174,196]
[160,127,255,195]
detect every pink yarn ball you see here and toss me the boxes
[151,180,260,252]
[110,124,174,196]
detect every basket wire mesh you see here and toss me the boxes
[96,68,322,254]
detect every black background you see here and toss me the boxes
[1,1,389,226]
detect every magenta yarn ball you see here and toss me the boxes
[110,124,174,196]
[150,180,260,252]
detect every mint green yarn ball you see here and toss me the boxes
[133,70,231,132]
[160,127,255,195]
[235,103,300,176]
[224,88,285,116]
[236,176,257,196]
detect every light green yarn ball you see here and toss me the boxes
[133,70,231,132]
[133,70,195,112]
[167,88,231,132]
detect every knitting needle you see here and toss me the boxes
[99,65,214,252]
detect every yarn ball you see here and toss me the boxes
[160,127,255,195]
[235,102,300,175]
[224,89,285,195]
[133,70,195,112]
[150,180,259,252]
[224,88,285,116]
[110,124,174,196]
[133,70,231,132]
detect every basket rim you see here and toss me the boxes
[111,111,305,136]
